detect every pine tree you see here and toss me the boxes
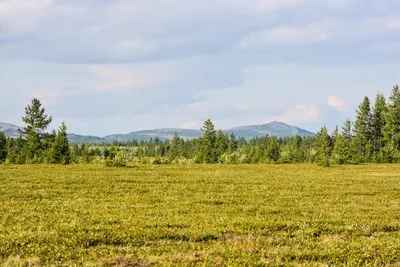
[50,121,71,164]
[331,134,348,165]
[0,131,7,163]
[20,99,52,162]
[216,130,228,158]
[266,137,280,162]
[331,125,339,146]
[200,119,218,163]
[290,135,303,163]
[168,132,183,160]
[383,85,400,161]
[228,133,238,153]
[342,119,353,141]
[315,126,331,166]
[371,93,388,161]
[353,96,372,162]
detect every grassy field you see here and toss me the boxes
[1,164,400,266]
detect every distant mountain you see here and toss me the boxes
[0,122,21,137]
[226,121,315,139]
[104,128,203,142]
[1,121,315,143]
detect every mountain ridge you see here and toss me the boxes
[0,121,315,143]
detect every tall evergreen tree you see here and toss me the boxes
[331,133,348,165]
[200,119,218,163]
[50,121,71,164]
[168,132,184,160]
[342,119,353,141]
[216,130,229,158]
[353,96,372,162]
[383,85,400,161]
[20,99,52,162]
[315,126,331,166]
[0,131,7,163]
[371,93,388,161]
[228,133,238,153]
[266,137,280,162]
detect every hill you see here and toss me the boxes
[0,123,21,137]
[0,121,315,143]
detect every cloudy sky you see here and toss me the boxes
[1,0,400,136]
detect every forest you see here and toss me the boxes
[1,85,400,167]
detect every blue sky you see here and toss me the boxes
[1,0,400,136]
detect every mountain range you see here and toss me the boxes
[0,121,315,143]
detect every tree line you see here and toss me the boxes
[1,85,400,166]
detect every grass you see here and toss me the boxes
[1,164,400,266]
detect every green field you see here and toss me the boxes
[1,165,400,266]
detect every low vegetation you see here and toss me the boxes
[2,164,400,265]
[2,85,400,166]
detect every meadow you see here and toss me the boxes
[1,164,400,266]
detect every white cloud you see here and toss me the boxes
[0,0,53,37]
[87,59,185,92]
[224,0,311,14]
[181,121,199,129]
[270,104,320,124]
[386,17,400,30]
[328,96,347,111]
[328,0,350,8]
[186,100,250,112]
[239,22,333,47]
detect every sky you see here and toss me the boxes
[1,0,400,136]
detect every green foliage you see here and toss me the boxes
[0,132,6,163]
[49,121,71,164]
[315,126,331,166]
[383,85,400,161]
[353,96,372,162]
[199,119,218,164]
[331,134,348,165]
[4,87,400,166]
[371,93,388,157]
[19,99,53,162]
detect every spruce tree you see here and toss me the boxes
[228,133,238,153]
[383,85,400,161]
[315,126,331,166]
[331,134,348,165]
[371,93,388,161]
[353,96,372,162]
[50,121,71,164]
[266,137,280,162]
[342,119,353,141]
[0,131,7,163]
[169,132,183,160]
[216,130,228,158]
[200,119,218,163]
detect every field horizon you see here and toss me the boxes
[2,164,400,266]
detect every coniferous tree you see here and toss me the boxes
[331,133,348,165]
[20,99,52,162]
[290,135,303,163]
[200,119,218,163]
[353,96,372,162]
[266,137,280,162]
[228,133,238,153]
[315,126,331,166]
[216,130,228,158]
[50,121,71,164]
[342,119,353,141]
[0,131,7,163]
[371,93,388,161]
[383,85,400,161]
[168,132,183,160]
